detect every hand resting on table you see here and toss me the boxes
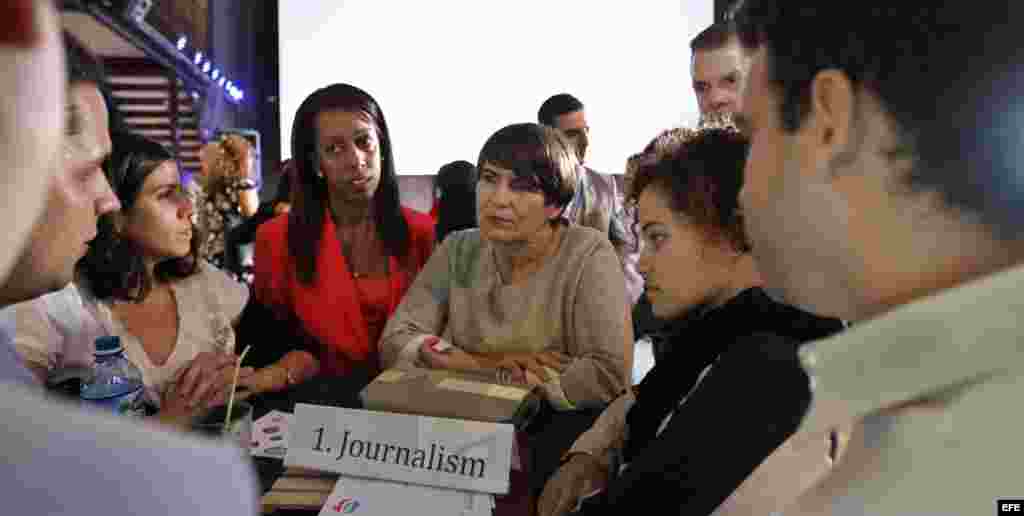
[416,336,571,385]
[158,352,254,427]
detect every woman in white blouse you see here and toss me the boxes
[8,132,289,427]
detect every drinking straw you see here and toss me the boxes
[223,345,252,433]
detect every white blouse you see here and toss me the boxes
[5,262,248,399]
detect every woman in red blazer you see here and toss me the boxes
[254,84,435,379]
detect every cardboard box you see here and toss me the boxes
[360,368,542,430]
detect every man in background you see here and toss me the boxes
[691,20,750,117]
[539,93,643,305]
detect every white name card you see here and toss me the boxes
[286,404,514,494]
[317,476,494,516]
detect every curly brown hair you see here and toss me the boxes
[627,123,751,253]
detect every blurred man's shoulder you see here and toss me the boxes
[0,386,259,515]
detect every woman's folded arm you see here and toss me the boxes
[379,236,454,368]
[559,244,633,408]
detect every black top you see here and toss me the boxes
[579,288,844,516]
[234,298,376,415]
[233,297,320,369]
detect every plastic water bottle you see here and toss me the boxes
[80,336,147,417]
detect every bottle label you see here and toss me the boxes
[81,385,147,417]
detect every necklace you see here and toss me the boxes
[335,216,388,278]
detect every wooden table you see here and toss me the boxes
[260,469,534,515]
[250,374,537,515]
[250,372,598,516]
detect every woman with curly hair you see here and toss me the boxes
[195,133,261,281]
[537,122,843,516]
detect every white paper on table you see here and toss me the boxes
[251,410,292,458]
[318,475,494,516]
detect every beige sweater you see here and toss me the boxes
[380,225,631,408]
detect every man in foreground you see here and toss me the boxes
[734,2,1024,513]
[0,4,258,514]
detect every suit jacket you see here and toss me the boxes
[253,207,435,376]
[576,288,843,515]
[564,168,622,243]
[783,264,1024,516]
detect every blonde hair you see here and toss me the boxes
[200,134,252,192]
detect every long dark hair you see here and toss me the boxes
[434,160,478,243]
[78,132,199,301]
[288,84,409,284]
[274,159,294,207]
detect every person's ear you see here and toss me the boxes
[807,69,859,177]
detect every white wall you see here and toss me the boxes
[279,1,713,175]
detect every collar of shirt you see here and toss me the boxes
[798,263,1024,433]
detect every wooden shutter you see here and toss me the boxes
[104,57,202,174]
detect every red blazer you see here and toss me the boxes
[254,207,435,375]
[429,197,440,222]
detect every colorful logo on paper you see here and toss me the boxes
[332,497,360,513]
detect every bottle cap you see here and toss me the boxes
[94,336,123,356]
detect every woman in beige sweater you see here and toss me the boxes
[380,123,631,410]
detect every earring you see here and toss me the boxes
[104,231,122,262]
